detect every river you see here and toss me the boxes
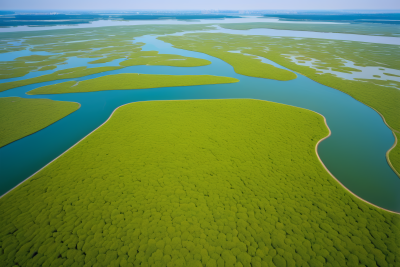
[0,28,399,212]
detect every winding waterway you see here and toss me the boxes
[0,32,399,212]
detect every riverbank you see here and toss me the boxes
[314,110,400,214]
[159,32,400,177]
[0,97,80,148]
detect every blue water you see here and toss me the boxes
[0,35,399,212]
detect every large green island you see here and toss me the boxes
[0,99,398,267]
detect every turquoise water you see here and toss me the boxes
[0,35,399,212]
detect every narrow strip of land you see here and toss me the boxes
[28,73,239,94]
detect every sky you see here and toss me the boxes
[1,0,400,10]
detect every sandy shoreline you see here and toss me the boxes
[264,59,400,179]
[315,111,400,215]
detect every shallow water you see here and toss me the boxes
[0,47,57,62]
[0,56,126,84]
[287,56,400,85]
[0,34,399,212]
[207,26,400,45]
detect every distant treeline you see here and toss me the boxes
[118,15,241,20]
[0,11,14,15]
[12,14,110,20]
[0,20,92,27]
[264,13,400,24]
[0,14,240,27]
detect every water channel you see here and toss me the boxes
[0,30,399,212]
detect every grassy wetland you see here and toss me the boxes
[0,24,215,86]
[0,99,398,267]
[0,21,399,267]
[0,97,79,148]
[159,33,400,174]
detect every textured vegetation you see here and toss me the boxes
[160,33,400,174]
[0,66,122,92]
[0,97,79,148]
[28,74,239,94]
[220,22,400,37]
[0,99,398,267]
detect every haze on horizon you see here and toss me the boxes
[1,0,399,11]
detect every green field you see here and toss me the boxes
[28,74,239,94]
[0,99,398,267]
[0,97,80,148]
[159,33,400,175]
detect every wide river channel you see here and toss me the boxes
[0,27,399,212]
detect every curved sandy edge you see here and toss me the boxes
[0,100,133,199]
[1,98,398,216]
[0,98,81,149]
[314,111,400,215]
[272,64,400,178]
[163,40,399,177]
